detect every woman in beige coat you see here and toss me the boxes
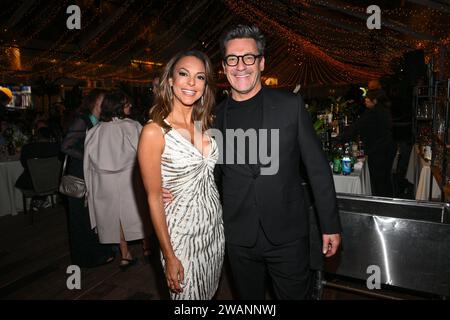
[84,91,151,269]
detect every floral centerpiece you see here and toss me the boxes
[12,128,29,152]
[2,126,29,154]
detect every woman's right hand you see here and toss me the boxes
[164,255,185,294]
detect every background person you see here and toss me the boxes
[61,89,116,268]
[339,89,397,197]
[84,91,151,270]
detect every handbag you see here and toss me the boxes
[59,155,86,198]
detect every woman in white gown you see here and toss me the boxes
[138,50,224,300]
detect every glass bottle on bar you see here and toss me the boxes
[342,147,352,175]
[333,145,343,174]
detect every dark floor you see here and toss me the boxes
[0,201,429,300]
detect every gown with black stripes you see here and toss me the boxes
[160,122,225,300]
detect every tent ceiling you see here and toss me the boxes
[1,0,449,86]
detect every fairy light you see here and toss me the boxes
[225,0,382,81]
[19,1,70,47]
[34,1,153,78]
[70,1,179,77]
[223,0,450,84]
[148,0,212,59]
[12,1,53,40]
[3,0,450,85]
[12,3,105,78]
[77,1,152,62]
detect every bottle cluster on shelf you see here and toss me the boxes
[316,106,353,139]
[325,140,365,175]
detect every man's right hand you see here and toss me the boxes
[162,188,173,205]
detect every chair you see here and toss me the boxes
[21,156,62,224]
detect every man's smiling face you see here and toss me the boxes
[222,38,265,101]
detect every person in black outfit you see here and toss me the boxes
[213,25,341,300]
[61,89,116,268]
[339,89,397,197]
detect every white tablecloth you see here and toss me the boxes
[0,156,24,217]
[333,159,372,195]
[405,144,441,201]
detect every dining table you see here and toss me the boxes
[0,153,24,217]
[333,158,372,196]
[405,143,441,201]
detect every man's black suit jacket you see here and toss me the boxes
[213,87,341,247]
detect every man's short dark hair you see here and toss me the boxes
[80,88,108,115]
[220,24,265,58]
[366,89,391,109]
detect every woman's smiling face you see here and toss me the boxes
[170,56,206,108]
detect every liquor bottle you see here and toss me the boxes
[339,116,346,136]
[358,138,364,158]
[325,121,332,151]
[333,146,343,174]
[351,141,359,157]
[333,152,342,174]
[342,149,352,175]
[344,142,350,153]
[334,106,340,136]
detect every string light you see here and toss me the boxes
[19,1,70,47]
[2,0,450,86]
[225,0,382,83]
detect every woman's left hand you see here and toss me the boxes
[165,255,185,294]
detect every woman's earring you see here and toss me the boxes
[169,87,173,100]
[201,95,204,106]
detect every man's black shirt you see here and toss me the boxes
[226,89,263,173]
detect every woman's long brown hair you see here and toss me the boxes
[149,50,216,132]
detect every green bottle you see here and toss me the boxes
[333,147,342,174]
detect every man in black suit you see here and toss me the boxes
[213,25,341,299]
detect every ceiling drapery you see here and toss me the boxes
[1,0,449,86]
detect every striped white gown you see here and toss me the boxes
[161,124,225,300]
